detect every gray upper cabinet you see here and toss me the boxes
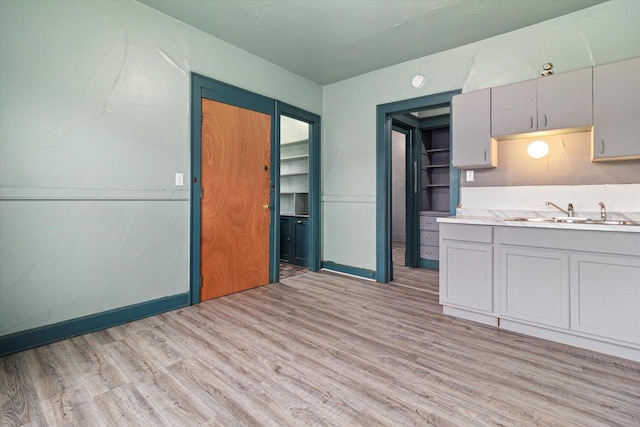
[491,79,537,137]
[451,88,496,169]
[491,67,592,137]
[536,67,592,132]
[592,57,640,161]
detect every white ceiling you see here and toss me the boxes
[138,0,607,85]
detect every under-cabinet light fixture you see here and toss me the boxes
[527,140,549,159]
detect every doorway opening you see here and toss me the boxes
[376,90,460,284]
[279,115,310,279]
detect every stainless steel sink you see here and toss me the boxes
[503,217,640,226]
[584,219,640,226]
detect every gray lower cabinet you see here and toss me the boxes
[280,215,308,267]
[570,253,640,345]
[440,222,640,361]
[499,246,570,329]
[439,224,493,313]
[420,212,446,261]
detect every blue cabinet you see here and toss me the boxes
[280,215,308,267]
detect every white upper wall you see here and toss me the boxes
[321,0,640,270]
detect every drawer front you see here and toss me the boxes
[420,245,440,260]
[420,231,439,246]
[420,216,440,231]
[440,223,493,244]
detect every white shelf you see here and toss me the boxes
[280,192,308,216]
[281,154,309,162]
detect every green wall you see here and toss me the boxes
[0,0,321,337]
[321,0,640,271]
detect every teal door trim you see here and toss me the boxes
[190,73,277,304]
[275,102,322,276]
[376,90,460,283]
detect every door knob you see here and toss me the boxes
[263,203,271,210]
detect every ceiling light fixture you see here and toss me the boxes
[527,140,549,159]
[411,75,425,88]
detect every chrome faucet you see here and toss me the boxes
[599,202,606,221]
[545,201,575,217]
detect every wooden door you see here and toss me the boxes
[200,98,271,301]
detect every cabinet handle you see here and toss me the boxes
[414,161,417,193]
[600,139,605,154]
[484,150,487,162]
[297,220,303,224]
[544,114,548,128]
[426,236,432,239]
[530,116,533,129]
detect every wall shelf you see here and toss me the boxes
[421,126,451,213]
[281,154,309,162]
[281,140,309,217]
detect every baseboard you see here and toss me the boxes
[419,259,439,270]
[321,261,376,280]
[0,293,189,357]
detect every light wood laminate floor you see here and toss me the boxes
[2,270,639,426]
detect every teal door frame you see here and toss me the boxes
[376,90,460,283]
[190,74,320,304]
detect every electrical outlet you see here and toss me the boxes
[466,170,474,182]
[175,173,184,186]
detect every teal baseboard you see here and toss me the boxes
[0,293,189,357]
[419,259,440,270]
[321,261,376,280]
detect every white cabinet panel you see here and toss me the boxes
[570,253,640,345]
[593,57,640,161]
[499,247,569,328]
[440,240,493,312]
[451,88,496,169]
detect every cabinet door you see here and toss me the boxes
[440,241,493,312]
[293,218,308,267]
[593,57,640,160]
[499,247,569,328]
[279,217,293,263]
[451,89,496,169]
[537,67,592,132]
[491,79,537,137]
[570,253,640,345]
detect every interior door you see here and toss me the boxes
[200,98,271,301]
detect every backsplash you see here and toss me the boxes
[462,132,640,187]
[460,183,640,220]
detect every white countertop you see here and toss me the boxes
[437,215,640,233]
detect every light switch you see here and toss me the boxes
[466,170,474,182]
[175,173,184,186]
